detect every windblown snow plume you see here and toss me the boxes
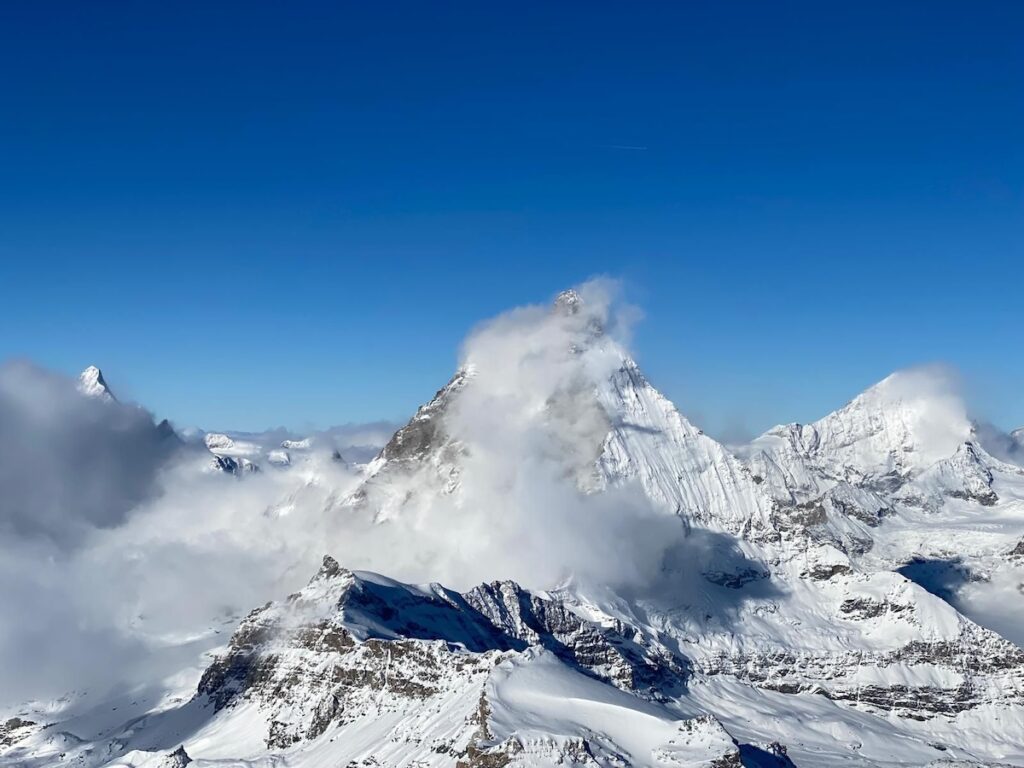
[443,281,683,589]
[327,280,688,591]
[845,365,972,468]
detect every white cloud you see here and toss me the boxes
[0,282,727,707]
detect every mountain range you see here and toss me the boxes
[4,288,1024,768]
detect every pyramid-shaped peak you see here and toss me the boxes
[77,365,115,402]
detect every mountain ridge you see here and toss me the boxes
[6,290,1024,767]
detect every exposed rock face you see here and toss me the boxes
[839,596,912,619]
[697,623,1024,718]
[196,557,688,751]
[342,369,470,519]
[379,371,470,468]
[463,580,688,696]
[703,567,768,589]
[196,563,499,750]
[156,746,192,767]
[0,718,37,748]
[342,334,778,541]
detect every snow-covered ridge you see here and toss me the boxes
[7,549,1024,767]
[594,358,774,535]
[1,557,737,767]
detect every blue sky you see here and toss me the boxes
[1,1,1021,437]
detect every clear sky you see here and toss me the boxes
[1,1,1021,437]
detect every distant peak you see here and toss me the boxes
[77,365,116,402]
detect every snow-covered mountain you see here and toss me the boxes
[77,365,116,402]
[742,369,1012,514]
[345,290,774,539]
[4,292,1024,768]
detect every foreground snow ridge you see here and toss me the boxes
[0,558,748,768]
[4,287,1024,767]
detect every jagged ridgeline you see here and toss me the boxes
[4,289,1024,767]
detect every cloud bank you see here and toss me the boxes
[0,361,175,545]
[0,361,364,704]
